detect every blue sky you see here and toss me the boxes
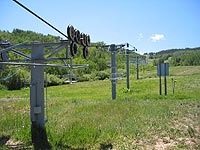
[1,0,200,53]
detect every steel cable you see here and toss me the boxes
[12,0,68,39]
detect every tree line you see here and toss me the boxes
[148,47,200,66]
[0,29,126,90]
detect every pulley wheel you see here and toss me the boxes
[67,25,75,41]
[83,46,89,59]
[80,33,87,46]
[74,30,81,44]
[86,35,91,46]
[70,42,78,57]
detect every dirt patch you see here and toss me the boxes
[112,102,200,149]
[5,138,23,148]
[0,136,29,149]
[154,138,176,150]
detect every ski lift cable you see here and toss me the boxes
[45,72,48,123]
[12,0,68,39]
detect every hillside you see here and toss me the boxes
[0,29,135,90]
[148,47,200,66]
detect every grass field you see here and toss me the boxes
[0,65,200,149]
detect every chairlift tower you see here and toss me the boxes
[0,37,90,148]
[97,43,136,99]
[1,0,91,148]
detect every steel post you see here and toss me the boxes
[164,75,167,95]
[30,43,45,128]
[70,58,73,84]
[136,56,139,80]
[159,64,162,95]
[110,44,117,100]
[164,63,168,95]
[126,50,130,89]
[159,75,162,95]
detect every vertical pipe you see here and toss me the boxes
[159,64,162,95]
[164,63,167,95]
[70,58,73,84]
[66,44,69,58]
[136,56,139,80]
[164,75,167,95]
[126,50,130,89]
[110,44,117,100]
[159,76,162,95]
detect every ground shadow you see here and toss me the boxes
[100,143,113,150]
[31,123,51,150]
[0,135,10,146]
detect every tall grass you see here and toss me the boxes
[0,66,199,149]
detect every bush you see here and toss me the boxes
[0,69,64,89]
[92,71,110,80]
[0,84,7,90]
[77,74,92,82]
[77,71,110,82]
[2,69,30,90]
[45,73,63,86]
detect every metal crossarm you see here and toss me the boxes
[46,44,67,58]
[11,49,31,60]
[0,42,27,53]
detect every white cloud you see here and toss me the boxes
[150,34,165,42]
[137,33,143,41]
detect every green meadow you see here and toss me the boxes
[0,65,200,149]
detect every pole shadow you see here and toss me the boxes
[31,123,51,150]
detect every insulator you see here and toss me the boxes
[70,42,78,57]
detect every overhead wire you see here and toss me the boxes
[12,1,138,52]
[12,0,68,39]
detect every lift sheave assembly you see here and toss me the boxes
[67,25,90,59]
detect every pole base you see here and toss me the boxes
[31,122,51,149]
